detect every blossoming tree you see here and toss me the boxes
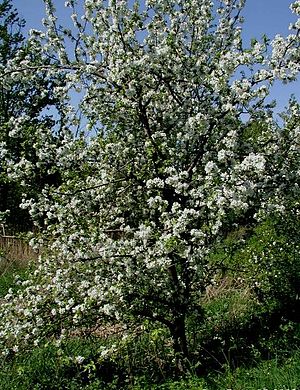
[0,0,299,369]
[0,0,66,232]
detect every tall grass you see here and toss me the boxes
[0,236,38,265]
[0,235,38,296]
[0,236,39,275]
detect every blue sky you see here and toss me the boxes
[12,0,300,115]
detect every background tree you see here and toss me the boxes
[0,0,64,233]
[0,0,299,371]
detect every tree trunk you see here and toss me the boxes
[170,315,189,374]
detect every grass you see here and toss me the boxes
[0,339,98,390]
[0,336,299,389]
[210,351,300,389]
[0,264,29,296]
[0,235,38,277]
[0,234,38,296]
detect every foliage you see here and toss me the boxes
[214,205,300,318]
[243,210,300,319]
[0,0,299,373]
[0,0,64,232]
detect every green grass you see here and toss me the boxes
[1,340,299,389]
[0,337,106,390]
[0,260,33,296]
[210,351,300,390]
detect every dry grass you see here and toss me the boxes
[202,276,257,328]
[203,276,249,302]
[0,236,39,273]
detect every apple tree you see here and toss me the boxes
[0,0,299,370]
